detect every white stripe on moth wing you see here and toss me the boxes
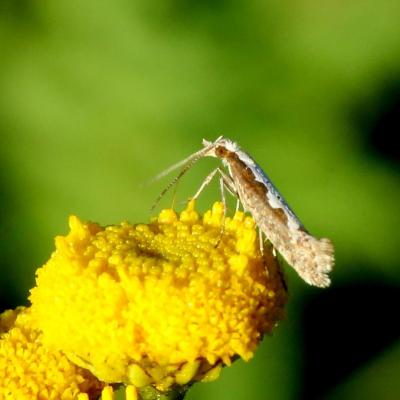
[203,137,303,230]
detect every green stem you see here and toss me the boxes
[139,385,190,400]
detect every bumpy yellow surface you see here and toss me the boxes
[0,307,104,400]
[29,201,287,388]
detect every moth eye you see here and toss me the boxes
[215,147,225,157]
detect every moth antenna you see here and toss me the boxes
[150,141,217,211]
[150,155,202,211]
[148,138,219,186]
[147,150,200,185]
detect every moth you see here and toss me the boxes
[154,136,334,288]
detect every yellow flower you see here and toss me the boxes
[0,307,104,400]
[29,201,287,391]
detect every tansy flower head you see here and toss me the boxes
[29,201,287,392]
[0,307,104,400]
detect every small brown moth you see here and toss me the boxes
[154,136,334,288]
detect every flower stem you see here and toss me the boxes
[139,385,189,400]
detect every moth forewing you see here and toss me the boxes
[202,137,334,288]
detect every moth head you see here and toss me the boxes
[202,136,238,158]
[202,135,224,148]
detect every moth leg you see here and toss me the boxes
[150,143,215,211]
[190,167,235,246]
[192,168,220,200]
[171,177,180,209]
[215,169,242,247]
[151,163,194,211]
[258,228,264,255]
[191,166,237,199]
[235,199,241,212]
[215,174,228,248]
[217,167,238,226]
[217,168,237,197]
[217,168,244,215]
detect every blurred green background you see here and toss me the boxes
[1,1,400,399]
